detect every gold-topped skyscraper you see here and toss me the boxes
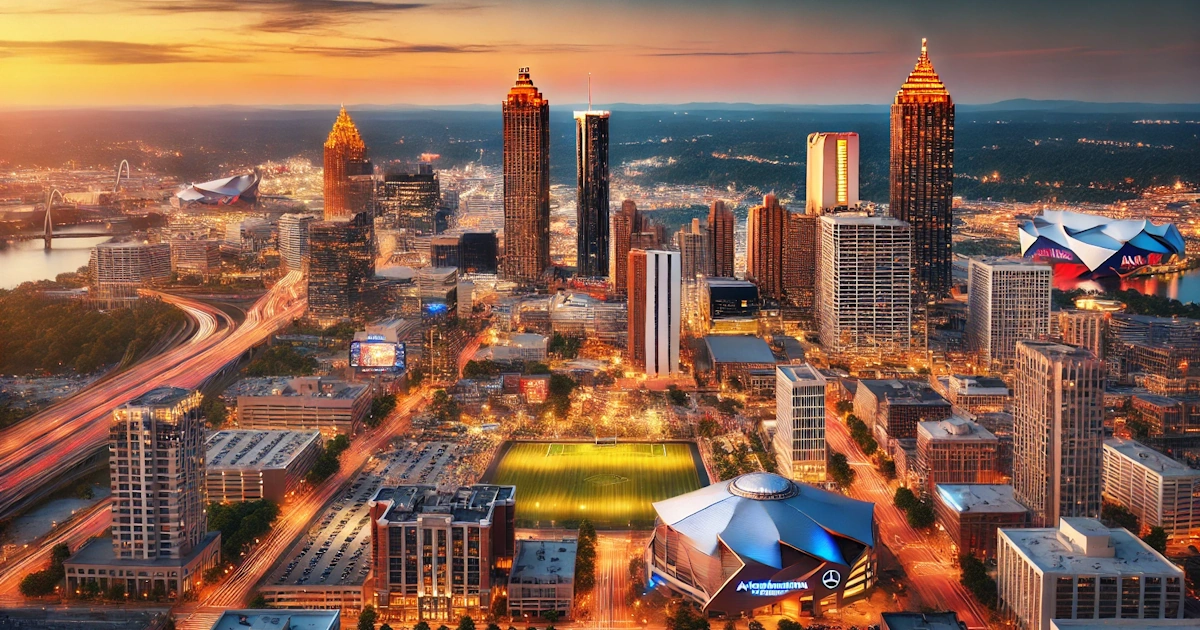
[890,38,954,298]
[502,68,551,281]
[323,106,372,221]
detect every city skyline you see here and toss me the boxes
[0,1,1197,107]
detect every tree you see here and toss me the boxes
[414,622,431,630]
[575,519,598,595]
[367,394,398,429]
[431,389,461,423]
[545,374,577,418]
[541,611,559,624]
[201,393,228,429]
[524,362,551,375]
[877,457,897,480]
[834,400,853,417]
[747,622,765,630]
[723,622,737,630]
[490,592,508,620]
[1142,526,1168,554]
[893,487,919,512]
[827,451,855,487]
[666,386,688,407]
[358,605,377,630]
[548,333,582,359]
[696,418,721,439]
[19,542,69,597]
[438,625,451,630]
[486,624,502,630]
[667,604,710,630]
[960,553,997,608]
[906,500,936,530]
[381,625,395,630]
[1101,503,1139,532]
[777,620,805,630]
[458,616,477,630]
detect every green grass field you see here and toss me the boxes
[486,441,704,529]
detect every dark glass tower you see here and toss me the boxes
[378,163,439,234]
[307,212,375,324]
[575,109,610,278]
[890,38,955,298]
[502,68,551,282]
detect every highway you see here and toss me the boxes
[825,410,991,629]
[0,499,112,604]
[592,533,638,629]
[175,387,428,630]
[0,272,306,519]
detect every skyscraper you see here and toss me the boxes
[628,249,680,378]
[817,214,913,355]
[775,364,828,484]
[1012,341,1104,527]
[575,109,610,278]
[307,212,375,326]
[502,68,551,281]
[784,211,817,315]
[805,132,860,215]
[377,163,439,234]
[706,200,735,278]
[676,218,709,283]
[890,39,955,298]
[324,106,372,221]
[278,213,315,273]
[611,199,658,295]
[746,194,787,301]
[967,258,1052,370]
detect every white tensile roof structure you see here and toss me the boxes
[176,173,260,205]
[1018,209,1184,272]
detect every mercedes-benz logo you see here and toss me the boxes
[821,569,841,589]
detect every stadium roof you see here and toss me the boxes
[704,335,776,365]
[652,472,874,569]
[1018,209,1184,273]
[176,173,259,205]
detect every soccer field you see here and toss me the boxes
[485,441,705,529]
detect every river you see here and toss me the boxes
[1055,266,1200,305]
[0,235,112,289]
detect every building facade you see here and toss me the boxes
[967,257,1052,370]
[307,212,375,326]
[707,200,735,278]
[889,39,955,298]
[92,241,171,294]
[324,106,372,221]
[278,213,315,273]
[747,194,787,302]
[205,429,323,503]
[628,249,681,378]
[805,132,860,214]
[916,417,1000,494]
[784,212,817,315]
[677,218,709,284]
[502,68,551,281]
[508,539,576,620]
[1057,310,1108,360]
[774,364,828,484]
[575,109,610,278]
[1013,341,1105,526]
[1102,438,1200,537]
[235,377,372,437]
[378,165,440,234]
[933,484,1029,561]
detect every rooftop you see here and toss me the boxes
[703,278,757,289]
[881,612,967,630]
[704,335,777,365]
[510,539,577,584]
[210,610,340,630]
[948,374,1010,394]
[918,417,998,442]
[371,484,515,525]
[67,532,220,568]
[1104,438,1200,479]
[777,364,825,385]
[860,380,950,406]
[934,484,1028,514]
[231,377,368,400]
[127,386,194,408]
[206,430,322,471]
[1050,620,1198,630]
[999,518,1183,576]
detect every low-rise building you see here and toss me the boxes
[944,374,1011,414]
[210,610,341,630]
[170,237,221,279]
[855,380,952,444]
[702,335,777,388]
[508,539,576,621]
[234,377,372,437]
[1102,438,1200,537]
[205,430,323,503]
[932,484,1029,561]
[997,518,1185,630]
[881,612,968,630]
[916,417,1000,494]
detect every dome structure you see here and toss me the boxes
[175,173,259,206]
[1019,210,1185,279]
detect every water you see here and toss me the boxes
[1055,266,1200,305]
[0,235,110,289]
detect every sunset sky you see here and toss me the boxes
[0,0,1196,107]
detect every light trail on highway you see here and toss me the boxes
[0,272,306,519]
[0,498,111,603]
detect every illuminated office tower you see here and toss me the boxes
[746,194,787,301]
[775,364,828,483]
[890,39,955,298]
[805,132,860,215]
[967,257,1052,370]
[502,68,551,281]
[307,212,375,326]
[611,199,660,295]
[575,109,610,278]
[278,213,315,273]
[324,106,372,221]
[676,218,709,283]
[627,249,680,378]
[1013,341,1104,527]
[817,215,912,355]
[706,200,735,278]
[378,163,439,234]
[784,211,817,314]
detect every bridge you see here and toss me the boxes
[26,161,131,250]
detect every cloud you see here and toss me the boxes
[127,0,463,33]
[290,42,497,57]
[0,39,237,64]
[642,49,881,58]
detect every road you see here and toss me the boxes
[592,533,638,629]
[0,272,306,519]
[825,411,991,629]
[174,387,428,630]
[0,498,112,604]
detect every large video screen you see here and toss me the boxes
[350,341,406,373]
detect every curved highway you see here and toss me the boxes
[0,272,306,518]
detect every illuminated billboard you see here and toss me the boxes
[520,375,550,404]
[350,341,406,373]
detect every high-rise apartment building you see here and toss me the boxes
[611,200,661,295]
[805,132,860,215]
[575,110,610,278]
[1057,310,1108,360]
[1013,341,1105,526]
[324,106,372,221]
[307,212,375,326]
[774,364,828,484]
[627,249,680,378]
[817,215,913,355]
[784,211,817,314]
[746,193,787,301]
[706,200,735,278]
[967,257,1052,370]
[890,39,955,298]
[1102,437,1200,537]
[278,213,315,273]
[378,164,440,234]
[502,68,551,281]
[92,241,171,289]
[676,218,709,283]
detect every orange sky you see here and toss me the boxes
[0,0,1196,107]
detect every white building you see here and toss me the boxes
[92,241,171,289]
[967,257,1052,370]
[817,215,912,355]
[629,249,681,378]
[279,213,316,273]
[774,364,828,484]
[997,517,1185,630]
[805,132,860,214]
[1102,438,1200,537]
[508,539,577,620]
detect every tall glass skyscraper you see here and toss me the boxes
[890,39,955,298]
[574,109,610,278]
[502,68,551,281]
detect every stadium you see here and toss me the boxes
[1018,209,1185,279]
[483,440,706,529]
[647,473,876,619]
[174,173,260,206]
